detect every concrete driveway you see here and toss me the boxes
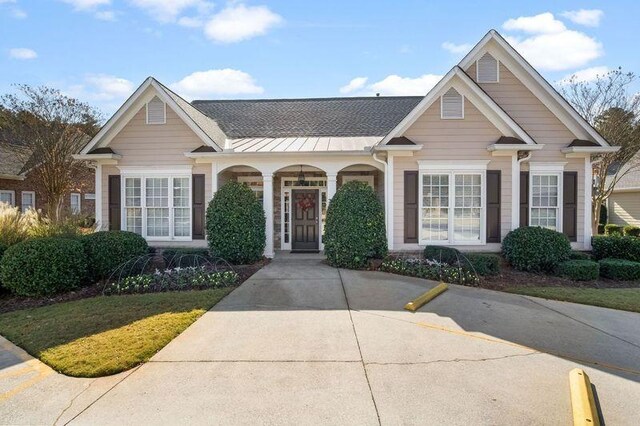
[2,257,640,425]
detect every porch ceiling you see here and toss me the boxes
[229,136,382,153]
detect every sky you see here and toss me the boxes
[1,0,639,119]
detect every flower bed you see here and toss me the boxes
[380,257,479,286]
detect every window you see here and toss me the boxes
[123,175,191,239]
[84,193,96,200]
[476,52,499,83]
[0,190,15,206]
[70,193,81,214]
[418,161,488,245]
[146,96,166,124]
[530,174,561,231]
[21,191,35,211]
[441,88,464,119]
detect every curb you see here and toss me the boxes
[404,283,448,312]
[569,368,600,426]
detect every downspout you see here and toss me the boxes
[372,151,391,247]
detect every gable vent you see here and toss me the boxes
[477,52,499,83]
[146,96,166,124]
[441,88,464,119]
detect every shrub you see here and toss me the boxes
[206,181,265,264]
[0,237,87,296]
[569,251,592,261]
[82,231,149,281]
[556,260,599,281]
[379,257,479,286]
[623,225,640,237]
[465,253,501,276]
[604,224,623,236]
[597,224,605,235]
[502,227,571,272]
[423,246,460,264]
[0,203,28,248]
[324,181,387,269]
[591,235,640,262]
[599,258,640,281]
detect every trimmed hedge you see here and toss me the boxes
[324,181,387,269]
[624,225,640,237]
[599,258,640,281]
[82,231,149,281]
[0,237,87,296]
[465,253,501,276]
[569,251,592,261]
[591,235,640,262]
[604,224,623,236]
[502,226,571,272]
[206,181,265,264]
[556,260,599,281]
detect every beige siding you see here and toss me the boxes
[609,192,640,227]
[393,99,512,248]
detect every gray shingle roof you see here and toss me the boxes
[191,97,423,138]
[0,141,31,177]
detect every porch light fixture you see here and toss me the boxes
[297,166,306,185]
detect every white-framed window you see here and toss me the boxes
[237,176,264,205]
[0,190,15,206]
[70,193,81,214]
[122,173,191,240]
[84,193,96,200]
[476,52,499,83]
[529,167,564,231]
[441,87,464,119]
[146,96,166,125]
[341,175,374,188]
[418,161,488,245]
[21,191,35,211]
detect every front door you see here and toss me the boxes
[292,190,319,251]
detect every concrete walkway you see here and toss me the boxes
[1,257,640,425]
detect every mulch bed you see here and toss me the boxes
[0,257,268,315]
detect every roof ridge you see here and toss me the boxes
[191,96,424,104]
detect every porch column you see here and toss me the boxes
[262,173,275,258]
[94,163,102,230]
[584,155,593,250]
[211,162,218,197]
[511,153,520,230]
[327,173,337,202]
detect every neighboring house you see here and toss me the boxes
[75,30,617,256]
[0,141,95,215]
[607,153,640,227]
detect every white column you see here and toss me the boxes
[94,163,102,230]
[511,153,520,230]
[387,154,394,250]
[584,155,593,250]
[211,162,218,196]
[327,173,337,202]
[262,173,274,258]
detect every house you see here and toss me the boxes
[75,30,617,257]
[607,153,640,227]
[0,140,95,215]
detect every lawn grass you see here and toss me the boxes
[0,288,233,377]
[506,287,640,313]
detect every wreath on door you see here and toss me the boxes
[295,193,316,212]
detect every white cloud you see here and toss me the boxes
[94,10,115,20]
[558,66,610,85]
[503,12,566,34]
[441,41,473,55]
[128,0,212,23]
[561,9,603,27]
[11,8,26,18]
[177,16,203,28]
[61,0,110,10]
[67,74,134,101]
[170,69,264,100]
[204,4,283,43]
[502,12,603,71]
[339,77,368,94]
[9,47,37,60]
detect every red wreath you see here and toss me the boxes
[295,193,316,212]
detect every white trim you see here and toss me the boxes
[280,176,328,251]
[440,89,464,119]
[262,174,274,258]
[374,145,421,152]
[611,187,640,194]
[73,153,122,161]
[488,144,544,152]
[84,193,96,200]
[459,30,610,147]
[584,156,593,250]
[529,162,567,172]
[0,190,15,206]
[476,51,500,83]
[145,96,166,125]
[70,193,81,214]
[387,154,394,250]
[117,165,193,175]
[94,164,102,229]
[511,154,520,230]
[341,174,374,188]
[418,159,490,171]
[562,146,619,155]
[529,170,563,232]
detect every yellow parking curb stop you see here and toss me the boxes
[404,283,448,312]
[569,368,600,426]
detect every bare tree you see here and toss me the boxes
[561,69,640,232]
[0,85,102,220]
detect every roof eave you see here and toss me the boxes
[487,144,544,152]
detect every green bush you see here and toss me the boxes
[162,247,211,268]
[380,257,479,286]
[423,246,460,264]
[591,235,640,262]
[569,251,592,261]
[502,226,571,272]
[599,258,640,281]
[623,225,640,237]
[0,237,87,296]
[604,224,623,236]
[556,260,599,281]
[465,253,501,276]
[206,181,265,264]
[324,181,387,269]
[82,231,149,281]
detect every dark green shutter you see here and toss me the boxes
[486,170,501,242]
[519,171,529,227]
[404,171,419,243]
[563,171,578,242]
[108,175,121,231]
[192,174,205,239]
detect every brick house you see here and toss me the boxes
[0,141,95,216]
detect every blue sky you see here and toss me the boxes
[1,1,639,119]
